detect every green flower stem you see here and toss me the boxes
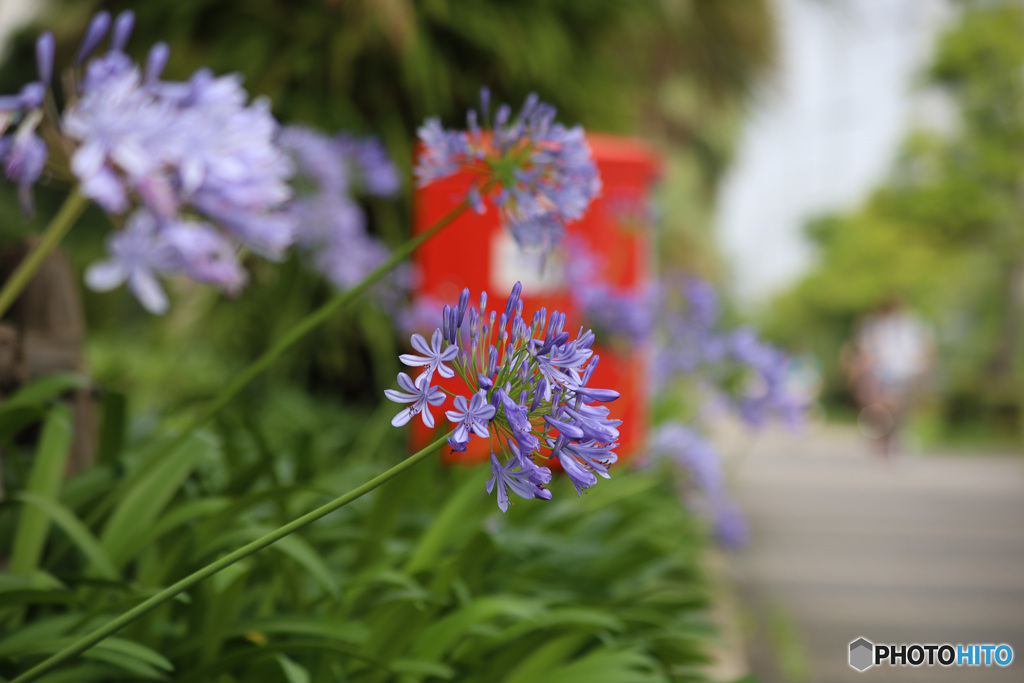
[98,200,469,513]
[11,432,452,683]
[0,191,89,319]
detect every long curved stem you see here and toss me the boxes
[11,433,452,683]
[0,191,89,318]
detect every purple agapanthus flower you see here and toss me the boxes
[445,390,497,451]
[2,10,299,313]
[384,372,446,428]
[414,88,601,252]
[387,282,621,511]
[0,32,53,214]
[400,329,459,380]
[84,209,178,314]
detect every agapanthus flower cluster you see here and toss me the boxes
[385,282,622,511]
[2,11,296,313]
[415,88,601,252]
[648,423,748,549]
[278,126,399,290]
[656,275,804,428]
[0,31,51,213]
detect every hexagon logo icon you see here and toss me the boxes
[849,637,874,671]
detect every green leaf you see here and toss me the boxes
[390,659,455,679]
[96,390,127,467]
[203,526,340,599]
[503,633,592,683]
[9,405,73,575]
[533,648,666,683]
[410,596,545,661]
[15,492,119,580]
[8,637,172,680]
[0,588,78,609]
[404,468,486,574]
[0,373,88,414]
[274,654,310,683]
[117,497,231,563]
[0,404,45,447]
[91,637,174,672]
[496,607,624,643]
[100,431,218,566]
[31,662,127,683]
[225,616,367,644]
[0,614,81,658]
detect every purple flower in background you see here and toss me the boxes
[0,32,53,213]
[563,239,657,345]
[278,125,401,291]
[712,498,749,549]
[161,219,246,293]
[648,421,748,549]
[335,134,401,196]
[3,10,299,313]
[387,282,621,511]
[415,88,601,252]
[84,210,178,314]
[384,372,446,428]
[649,423,723,495]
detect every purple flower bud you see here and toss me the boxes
[479,87,491,123]
[35,32,54,84]
[111,11,135,52]
[505,281,522,318]
[544,414,585,440]
[145,42,170,85]
[76,11,111,63]
[457,287,469,327]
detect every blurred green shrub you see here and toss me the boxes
[0,377,718,682]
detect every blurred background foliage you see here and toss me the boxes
[0,0,777,412]
[764,1,1024,442]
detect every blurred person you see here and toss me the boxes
[844,296,935,461]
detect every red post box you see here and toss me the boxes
[411,133,662,465]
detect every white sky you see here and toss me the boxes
[716,0,952,305]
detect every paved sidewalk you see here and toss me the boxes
[723,424,1024,682]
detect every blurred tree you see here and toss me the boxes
[765,1,1024,432]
